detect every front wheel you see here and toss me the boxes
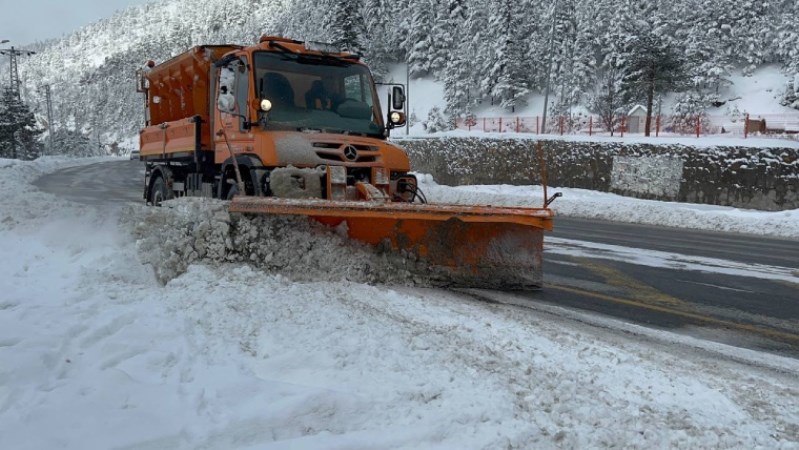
[150,176,172,206]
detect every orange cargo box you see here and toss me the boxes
[145,45,240,126]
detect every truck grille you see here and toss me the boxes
[312,142,379,163]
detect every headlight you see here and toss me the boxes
[390,112,401,123]
[260,99,273,112]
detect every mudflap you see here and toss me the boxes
[229,197,553,290]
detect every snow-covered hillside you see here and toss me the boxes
[17,0,292,145]
[1,157,799,449]
[12,0,799,151]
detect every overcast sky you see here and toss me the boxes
[0,0,151,47]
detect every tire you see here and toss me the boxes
[150,176,172,206]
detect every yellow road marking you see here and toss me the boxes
[548,283,799,345]
[581,261,688,308]
[778,277,799,290]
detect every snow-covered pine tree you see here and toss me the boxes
[406,0,436,78]
[585,0,626,133]
[564,1,597,108]
[591,58,625,135]
[620,17,687,136]
[772,0,799,94]
[780,77,799,110]
[670,91,714,134]
[423,106,451,133]
[361,0,396,79]
[547,0,577,108]
[706,0,771,74]
[325,0,367,55]
[487,0,531,112]
[0,89,43,160]
[427,1,451,75]
[465,0,494,102]
[50,128,95,157]
[442,0,474,116]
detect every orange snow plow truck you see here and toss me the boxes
[137,36,555,289]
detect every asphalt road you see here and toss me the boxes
[541,222,799,356]
[35,159,144,207]
[35,159,799,356]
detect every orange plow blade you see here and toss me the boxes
[229,197,554,289]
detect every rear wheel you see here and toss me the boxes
[150,176,172,206]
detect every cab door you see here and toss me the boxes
[213,56,255,165]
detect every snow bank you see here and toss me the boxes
[417,174,799,239]
[128,199,440,286]
[0,156,117,232]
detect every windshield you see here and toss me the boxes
[253,51,385,138]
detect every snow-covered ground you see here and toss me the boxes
[1,157,798,449]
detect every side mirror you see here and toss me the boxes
[392,86,405,110]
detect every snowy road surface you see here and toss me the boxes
[2,157,798,449]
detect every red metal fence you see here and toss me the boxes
[454,113,799,139]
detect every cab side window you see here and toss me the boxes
[235,60,249,130]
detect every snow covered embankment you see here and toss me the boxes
[1,157,798,449]
[417,174,799,239]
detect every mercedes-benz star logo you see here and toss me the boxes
[343,145,358,161]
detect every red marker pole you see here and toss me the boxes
[696,116,700,138]
[744,113,749,139]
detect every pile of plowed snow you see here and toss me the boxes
[127,198,443,286]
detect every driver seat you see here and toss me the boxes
[261,72,295,107]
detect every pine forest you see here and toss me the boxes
[2,0,799,156]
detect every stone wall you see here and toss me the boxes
[394,137,799,211]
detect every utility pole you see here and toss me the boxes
[41,84,54,156]
[405,61,410,136]
[1,41,37,159]
[0,44,36,99]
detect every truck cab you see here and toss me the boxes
[139,36,412,203]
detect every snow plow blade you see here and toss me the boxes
[229,197,554,289]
